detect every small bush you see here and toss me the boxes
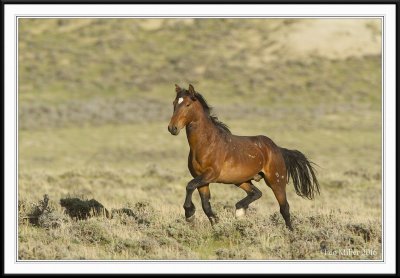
[60,197,110,220]
[38,211,68,229]
[166,218,202,247]
[111,201,155,226]
[212,223,236,240]
[19,194,66,229]
[70,219,112,245]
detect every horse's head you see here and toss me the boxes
[168,84,200,135]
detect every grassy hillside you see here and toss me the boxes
[18,18,382,260]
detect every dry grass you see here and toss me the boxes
[18,182,381,260]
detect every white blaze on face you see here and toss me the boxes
[178,97,184,104]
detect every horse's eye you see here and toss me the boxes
[186,103,191,107]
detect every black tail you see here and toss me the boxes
[280,148,320,199]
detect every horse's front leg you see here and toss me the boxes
[183,170,216,222]
[198,184,219,225]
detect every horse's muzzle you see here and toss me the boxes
[168,125,179,135]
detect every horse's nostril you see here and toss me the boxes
[168,125,177,134]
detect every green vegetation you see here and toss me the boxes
[18,18,381,260]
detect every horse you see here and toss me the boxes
[168,84,320,230]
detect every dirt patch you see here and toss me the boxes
[269,19,381,61]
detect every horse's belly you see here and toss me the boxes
[218,168,262,184]
[217,155,264,184]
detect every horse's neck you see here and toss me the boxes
[186,115,219,151]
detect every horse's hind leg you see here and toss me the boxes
[264,172,293,231]
[197,184,218,225]
[234,181,262,218]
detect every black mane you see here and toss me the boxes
[178,89,231,134]
[194,92,231,134]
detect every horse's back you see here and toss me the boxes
[232,134,285,169]
[230,134,280,151]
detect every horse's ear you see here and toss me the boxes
[188,84,196,100]
[175,84,182,93]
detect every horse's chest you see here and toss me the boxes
[190,158,202,175]
[188,150,212,175]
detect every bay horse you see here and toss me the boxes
[168,84,320,230]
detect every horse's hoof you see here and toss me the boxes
[235,208,247,218]
[186,214,195,223]
[209,216,219,226]
[184,205,196,219]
